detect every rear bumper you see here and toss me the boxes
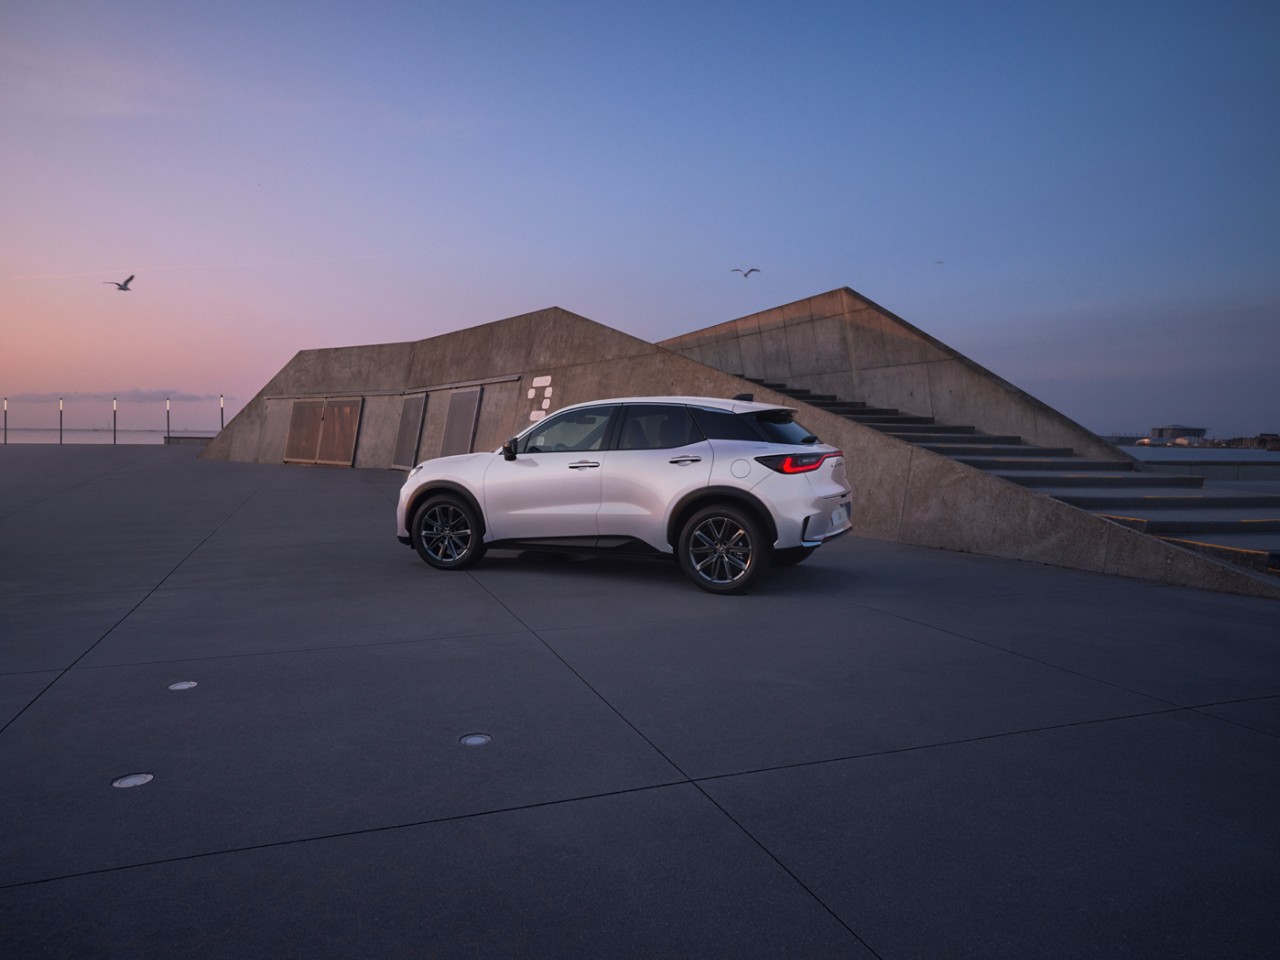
[801,521,852,548]
[798,494,854,546]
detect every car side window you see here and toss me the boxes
[617,405,702,450]
[520,405,618,453]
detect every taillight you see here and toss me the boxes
[755,451,843,474]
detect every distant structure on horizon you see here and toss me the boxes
[1225,433,1280,451]
[1151,424,1207,442]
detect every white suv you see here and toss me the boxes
[395,396,852,593]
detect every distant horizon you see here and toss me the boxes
[2,383,1273,442]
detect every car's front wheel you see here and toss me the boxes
[412,495,487,570]
[678,504,768,594]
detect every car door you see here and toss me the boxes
[597,404,713,551]
[481,405,619,542]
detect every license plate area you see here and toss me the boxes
[829,502,850,529]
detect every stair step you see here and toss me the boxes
[1098,515,1280,535]
[852,414,934,425]
[1157,538,1278,574]
[995,472,1198,488]
[1054,493,1280,510]
[882,424,979,436]
[894,432,1019,444]
[958,457,1133,472]
[809,400,875,412]
[841,406,905,416]
[775,386,838,400]
[921,444,1075,457]
[1172,519,1280,533]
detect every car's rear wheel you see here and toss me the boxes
[678,504,768,594]
[412,495,487,570]
[772,546,816,567]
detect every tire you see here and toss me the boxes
[677,504,769,594]
[772,546,816,567]
[411,495,487,570]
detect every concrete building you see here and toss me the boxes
[202,288,1280,600]
[1151,425,1207,442]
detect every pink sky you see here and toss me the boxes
[4,2,1278,438]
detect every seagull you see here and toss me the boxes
[731,268,759,277]
[104,275,134,291]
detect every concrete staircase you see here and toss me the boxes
[748,380,1280,576]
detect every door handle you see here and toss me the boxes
[668,456,702,465]
[568,460,600,470]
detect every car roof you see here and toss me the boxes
[550,396,797,416]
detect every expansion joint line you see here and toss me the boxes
[689,784,886,959]
[0,445,159,520]
[0,470,281,738]
[464,572,884,958]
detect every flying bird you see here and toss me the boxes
[731,268,759,277]
[104,275,134,290]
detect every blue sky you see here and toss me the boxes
[2,0,1277,436]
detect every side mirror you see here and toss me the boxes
[502,439,517,461]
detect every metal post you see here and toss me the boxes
[59,397,63,445]
[3,397,6,444]
[220,395,225,430]
[166,397,171,442]
[113,398,117,445]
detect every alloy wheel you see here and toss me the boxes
[687,515,754,586]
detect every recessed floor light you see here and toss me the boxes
[112,773,154,788]
[459,733,492,746]
[168,681,198,691]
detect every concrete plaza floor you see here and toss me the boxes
[2,444,1278,959]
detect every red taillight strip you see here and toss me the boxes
[758,451,844,474]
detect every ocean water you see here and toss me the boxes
[0,428,212,445]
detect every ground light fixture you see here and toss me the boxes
[168,681,198,690]
[459,733,492,746]
[111,773,154,788]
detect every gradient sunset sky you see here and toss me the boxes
[3,1,1277,436]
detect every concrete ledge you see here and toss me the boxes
[164,435,213,447]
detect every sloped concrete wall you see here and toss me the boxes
[661,288,1127,461]
[201,300,1279,599]
[203,308,668,469]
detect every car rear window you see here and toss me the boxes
[689,406,819,445]
[749,410,819,444]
